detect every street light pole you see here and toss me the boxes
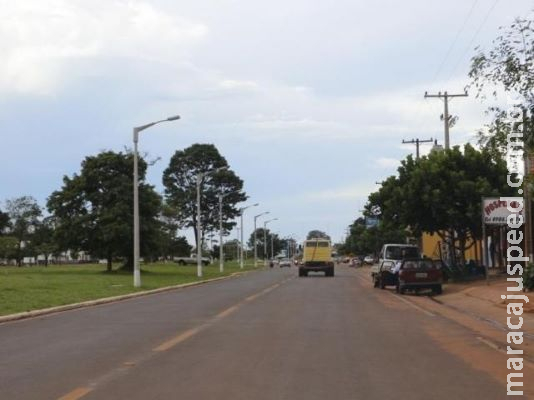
[196,167,228,278]
[238,203,258,269]
[254,212,269,267]
[133,115,180,288]
[263,218,278,264]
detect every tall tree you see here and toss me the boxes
[163,144,247,248]
[247,228,282,259]
[469,16,534,155]
[367,145,512,265]
[31,217,58,266]
[306,230,331,240]
[4,196,42,266]
[0,209,10,234]
[47,151,162,271]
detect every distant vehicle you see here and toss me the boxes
[279,258,292,268]
[363,255,375,265]
[174,255,211,266]
[299,238,334,277]
[397,258,443,295]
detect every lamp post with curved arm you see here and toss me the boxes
[133,115,180,288]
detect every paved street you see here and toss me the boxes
[0,265,524,400]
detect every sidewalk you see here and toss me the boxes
[435,274,534,337]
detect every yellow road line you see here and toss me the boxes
[57,386,92,400]
[153,327,201,352]
[215,304,240,319]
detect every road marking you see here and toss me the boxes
[153,327,201,352]
[57,387,93,400]
[58,276,289,400]
[476,336,502,352]
[389,292,436,317]
[215,304,240,319]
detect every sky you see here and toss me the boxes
[1,0,533,245]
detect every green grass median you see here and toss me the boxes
[0,261,257,316]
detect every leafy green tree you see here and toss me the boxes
[0,209,10,234]
[469,16,534,155]
[47,151,162,271]
[367,145,511,265]
[4,196,42,266]
[163,144,247,248]
[0,236,18,262]
[31,217,58,266]
[247,228,282,259]
[342,217,406,256]
[306,230,331,240]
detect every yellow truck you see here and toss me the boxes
[299,238,335,277]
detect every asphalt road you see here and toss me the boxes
[0,265,511,400]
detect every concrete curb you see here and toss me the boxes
[0,270,254,324]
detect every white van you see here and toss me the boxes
[371,244,420,277]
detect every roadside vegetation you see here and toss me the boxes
[0,261,255,316]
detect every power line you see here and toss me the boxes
[432,0,480,82]
[446,0,500,85]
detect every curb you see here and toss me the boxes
[0,270,254,325]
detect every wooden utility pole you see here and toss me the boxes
[402,138,433,159]
[424,91,468,149]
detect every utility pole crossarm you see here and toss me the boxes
[402,138,433,159]
[424,90,468,149]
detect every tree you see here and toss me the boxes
[247,228,282,259]
[367,145,512,265]
[306,230,331,240]
[0,209,10,234]
[0,236,17,263]
[4,196,42,266]
[32,217,58,266]
[341,217,406,256]
[162,144,247,248]
[469,16,534,155]
[47,151,162,271]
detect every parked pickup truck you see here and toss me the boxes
[173,255,211,266]
[371,243,420,279]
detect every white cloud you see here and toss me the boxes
[0,0,208,95]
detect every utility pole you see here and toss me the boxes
[402,138,433,159]
[424,91,468,149]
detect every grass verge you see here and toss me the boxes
[0,261,257,316]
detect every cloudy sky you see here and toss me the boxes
[1,0,532,244]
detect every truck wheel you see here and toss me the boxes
[373,278,379,288]
[379,279,385,289]
[178,260,186,266]
[399,285,405,295]
[433,285,442,295]
[299,269,306,277]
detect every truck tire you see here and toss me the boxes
[326,268,334,277]
[178,260,186,266]
[299,269,307,277]
[433,285,442,295]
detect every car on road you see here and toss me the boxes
[363,255,375,265]
[174,255,211,266]
[279,258,292,268]
[397,258,443,295]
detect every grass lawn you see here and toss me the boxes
[0,261,258,316]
